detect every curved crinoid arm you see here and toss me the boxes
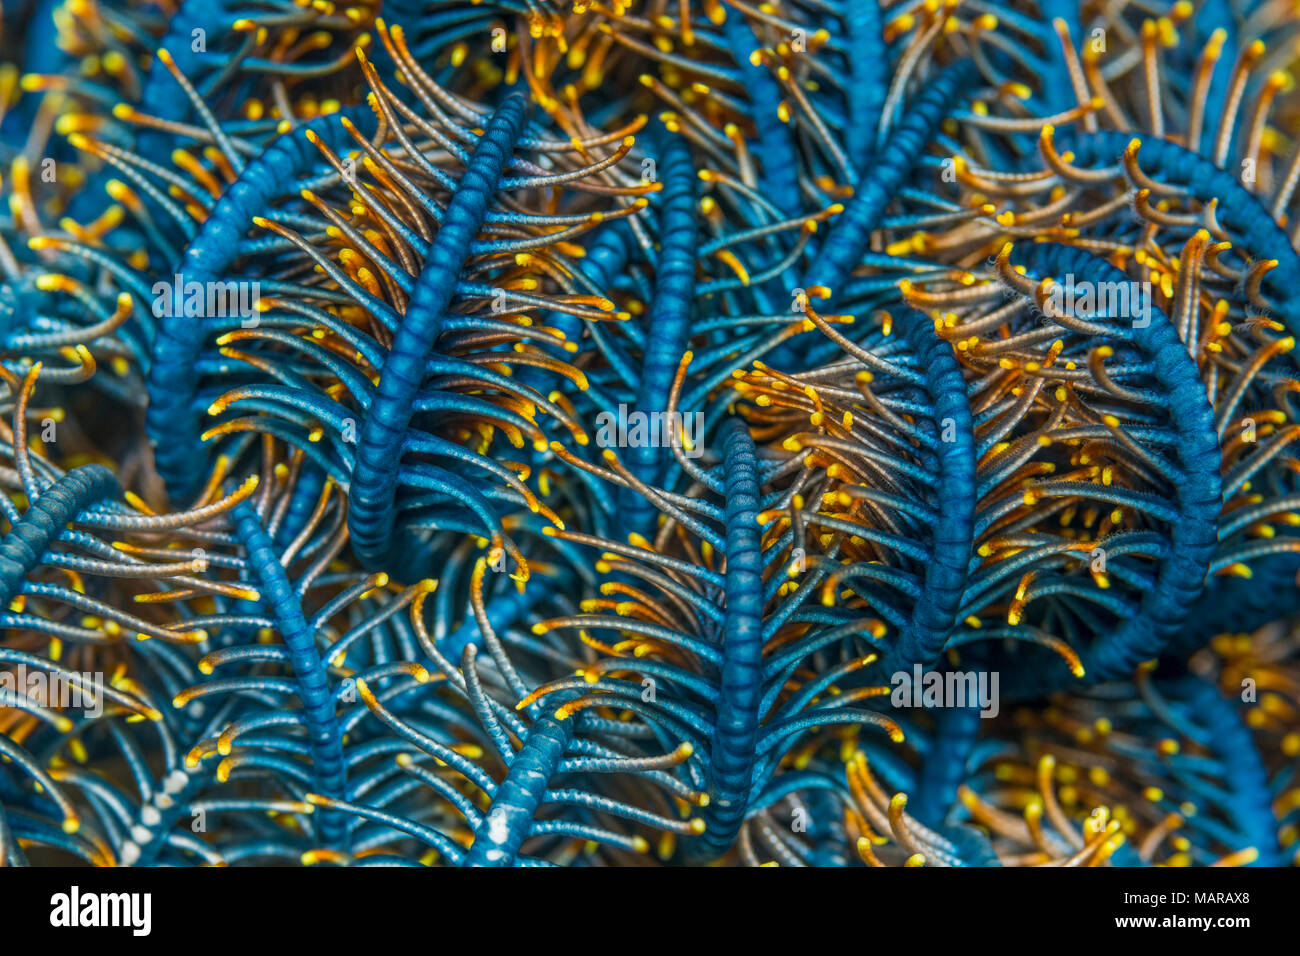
[0,365,253,648]
[140,459,407,859]
[1193,619,1300,862]
[949,8,1300,319]
[281,557,708,868]
[1000,4,1300,269]
[142,104,378,504]
[10,0,373,277]
[0,366,278,862]
[555,128,830,535]
[730,706,1012,868]
[910,228,1300,681]
[1056,130,1300,329]
[528,415,913,862]
[733,303,980,676]
[34,440,417,865]
[609,127,699,539]
[199,43,650,579]
[968,241,1220,690]
[958,670,1280,866]
[927,10,1300,653]
[48,114,361,322]
[6,0,1300,873]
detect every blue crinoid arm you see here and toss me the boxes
[0,442,221,652]
[346,91,531,572]
[616,129,699,538]
[839,0,889,173]
[729,302,978,675]
[886,307,977,671]
[200,62,649,582]
[1174,676,1281,865]
[717,8,802,217]
[0,417,259,858]
[460,713,574,866]
[296,572,707,867]
[813,59,979,301]
[228,501,347,844]
[150,479,437,861]
[0,460,140,845]
[999,242,1221,688]
[1058,129,1300,331]
[0,464,120,605]
[527,415,909,862]
[145,106,376,504]
[909,704,983,831]
[692,416,765,860]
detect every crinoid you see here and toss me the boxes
[530,415,909,862]
[728,710,1004,867]
[893,0,1300,684]
[0,365,259,863]
[3,0,1300,872]
[300,538,710,867]
[959,671,1280,866]
[202,28,649,577]
[1193,619,1300,863]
